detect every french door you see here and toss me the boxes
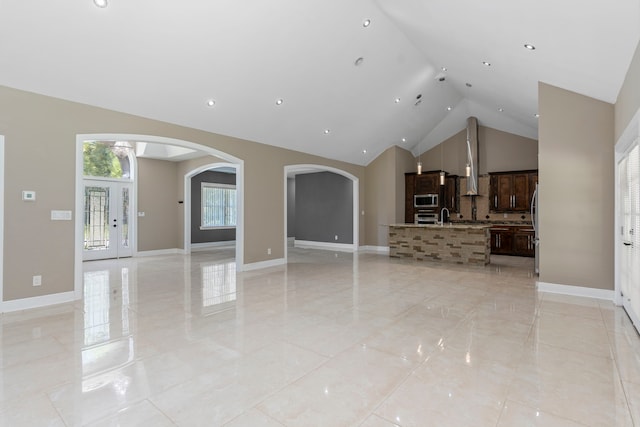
[619,143,640,331]
[83,180,133,261]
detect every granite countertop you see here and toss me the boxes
[389,223,491,230]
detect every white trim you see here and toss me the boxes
[614,108,640,307]
[190,241,235,251]
[242,258,286,271]
[135,248,182,257]
[1,291,76,314]
[537,281,615,301]
[0,137,3,309]
[182,162,242,269]
[284,164,360,263]
[359,245,390,254]
[294,240,356,252]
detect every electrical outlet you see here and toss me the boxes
[503,213,508,218]
[33,275,42,286]
[267,247,271,255]
[334,235,338,241]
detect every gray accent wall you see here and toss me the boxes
[287,178,295,238]
[191,170,236,244]
[294,172,353,244]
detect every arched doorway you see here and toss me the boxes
[284,164,359,261]
[75,134,244,300]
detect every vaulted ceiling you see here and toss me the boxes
[1,0,638,165]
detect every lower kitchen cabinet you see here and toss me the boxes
[490,226,535,257]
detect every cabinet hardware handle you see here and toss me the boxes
[495,196,497,207]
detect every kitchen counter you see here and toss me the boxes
[389,223,491,265]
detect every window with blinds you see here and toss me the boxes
[201,183,237,228]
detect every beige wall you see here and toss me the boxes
[419,126,538,175]
[137,158,179,251]
[538,82,614,290]
[0,85,364,302]
[615,41,640,141]
[364,146,414,247]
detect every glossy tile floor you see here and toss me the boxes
[1,248,639,426]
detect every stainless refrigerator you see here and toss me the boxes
[531,183,539,274]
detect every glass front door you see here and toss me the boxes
[83,180,133,260]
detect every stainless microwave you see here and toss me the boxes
[414,194,438,208]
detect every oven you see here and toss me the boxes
[415,212,438,224]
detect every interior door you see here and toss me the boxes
[620,144,640,330]
[83,180,133,261]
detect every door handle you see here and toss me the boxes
[623,242,632,246]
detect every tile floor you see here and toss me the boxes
[1,248,639,426]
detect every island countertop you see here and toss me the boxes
[389,223,491,265]
[389,223,491,230]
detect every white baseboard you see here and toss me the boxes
[294,240,356,252]
[242,258,286,271]
[135,248,181,257]
[537,281,615,301]
[359,245,390,254]
[1,291,77,314]
[190,241,235,251]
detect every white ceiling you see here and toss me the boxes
[1,0,638,165]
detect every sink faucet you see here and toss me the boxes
[440,207,450,226]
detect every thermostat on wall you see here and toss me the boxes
[22,191,36,201]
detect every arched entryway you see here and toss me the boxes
[75,134,244,300]
[284,164,359,261]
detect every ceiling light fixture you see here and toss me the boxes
[93,0,108,7]
[465,83,472,88]
[363,19,371,27]
[323,129,331,134]
[395,98,401,103]
[401,137,407,143]
[441,67,447,72]
[482,61,491,66]
[362,149,367,154]
[440,144,445,186]
[524,44,536,50]
[354,57,364,66]
[498,107,504,112]
[275,98,283,105]
[206,99,215,107]
[446,106,452,111]
[534,113,540,118]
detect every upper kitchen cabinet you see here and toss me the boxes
[414,172,439,194]
[489,170,538,212]
[405,173,416,223]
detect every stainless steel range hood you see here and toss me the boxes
[465,116,479,196]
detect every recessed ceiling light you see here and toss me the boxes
[446,106,452,111]
[524,44,536,50]
[465,83,473,87]
[395,98,401,103]
[401,137,407,143]
[362,149,367,154]
[534,113,540,118]
[275,98,283,105]
[441,67,447,72]
[206,99,215,107]
[498,107,504,112]
[482,61,491,66]
[363,19,371,27]
[323,129,331,134]
[93,0,108,7]
[354,57,364,66]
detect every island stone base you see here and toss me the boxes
[389,224,490,265]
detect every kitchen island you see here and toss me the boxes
[389,223,491,265]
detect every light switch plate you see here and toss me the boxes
[51,210,72,220]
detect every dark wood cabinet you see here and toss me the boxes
[489,170,538,213]
[443,175,458,213]
[490,227,514,255]
[405,174,416,223]
[490,225,535,257]
[415,173,439,194]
